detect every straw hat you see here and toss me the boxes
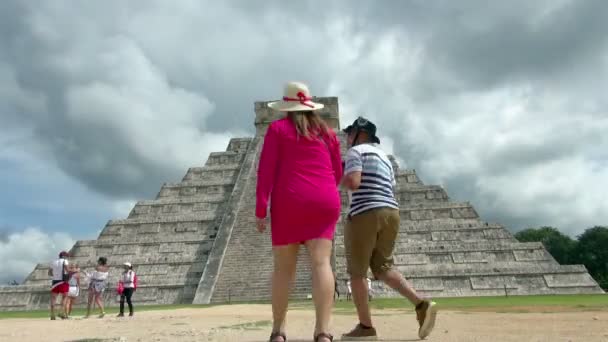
[268,82,324,112]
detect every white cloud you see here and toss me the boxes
[0,227,75,284]
[1,0,607,241]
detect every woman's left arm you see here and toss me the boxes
[329,132,343,186]
[255,123,280,219]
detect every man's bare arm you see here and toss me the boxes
[342,171,362,191]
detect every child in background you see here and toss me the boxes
[66,264,81,317]
[117,262,136,317]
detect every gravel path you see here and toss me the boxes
[0,304,606,341]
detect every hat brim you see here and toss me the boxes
[268,100,324,112]
[342,126,381,144]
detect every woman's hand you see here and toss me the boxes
[256,217,267,233]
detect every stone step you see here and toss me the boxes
[399,202,479,220]
[98,223,216,240]
[107,213,217,227]
[157,181,235,199]
[336,240,544,255]
[339,186,449,207]
[182,166,241,183]
[395,186,449,203]
[24,274,203,288]
[204,151,245,167]
[337,244,555,268]
[96,231,217,244]
[137,196,228,206]
[357,271,603,298]
[401,221,502,231]
[335,222,504,237]
[128,199,225,220]
[395,240,541,253]
[29,257,207,273]
[392,262,591,278]
[336,204,479,222]
[25,258,208,283]
[68,239,215,260]
[336,218,488,234]
[99,218,216,240]
[398,227,514,242]
[395,170,422,185]
[225,137,253,154]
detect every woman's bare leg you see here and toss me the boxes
[271,244,299,341]
[85,291,94,317]
[305,238,334,342]
[95,293,105,316]
[50,293,57,319]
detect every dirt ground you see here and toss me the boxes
[0,304,607,342]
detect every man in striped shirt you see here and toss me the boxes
[340,117,437,341]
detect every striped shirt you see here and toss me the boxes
[344,143,399,216]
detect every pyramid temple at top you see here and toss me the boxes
[0,97,603,311]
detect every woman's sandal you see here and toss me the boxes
[269,331,287,342]
[314,332,334,342]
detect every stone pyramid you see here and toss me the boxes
[0,97,602,311]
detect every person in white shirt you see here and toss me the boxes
[66,264,81,317]
[48,251,70,320]
[85,256,109,318]
[346,280,352,301]
[118,262,136,317]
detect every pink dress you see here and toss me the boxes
[256,118,343,246]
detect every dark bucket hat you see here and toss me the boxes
[343,116,380,144]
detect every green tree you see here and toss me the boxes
[574,226,608,290]
[514,226,577,264]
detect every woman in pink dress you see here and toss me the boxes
[256,82,342,342]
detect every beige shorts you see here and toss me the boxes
[344,207,400,278]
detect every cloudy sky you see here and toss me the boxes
[1,0,607,283]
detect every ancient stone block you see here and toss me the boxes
[452,251,488,263]
[470,276,518,290]
[513,249,550,262]
[394,254,429,265]
[544,273,598,288]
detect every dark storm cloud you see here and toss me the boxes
[1,0,607,236]
[421,0,608,89]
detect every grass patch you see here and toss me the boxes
[1,294,606,319]
[0,303,216,320]
[294,294,608,313]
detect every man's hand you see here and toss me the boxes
[256,217,268,233]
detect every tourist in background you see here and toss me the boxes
[48,250,70,320]
[117,262,136,317]
[85,256,109,318]
[346,280,352,301]
[256,81,343,342]
[66,264,81,317]
[340,117,437,340]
